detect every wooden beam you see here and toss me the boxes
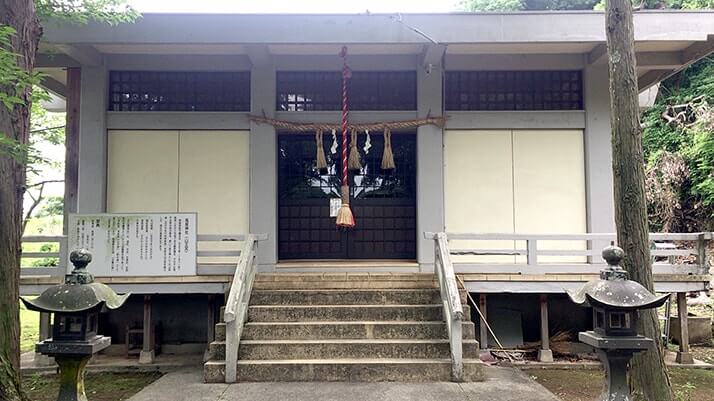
[55,44,102,66]
[538,294,553,362]
[63,68,80,237]
[638,36,714,90]
[479,294,488,349]
[139,295,155,364]
[420,44,446,70]
[588,44,607,64]
[246,44,273,67]
[636,52,683,69]
[682,35,714,63]
[675,292,694,364]
[638,69,674,91]
[40,76,66,98]
[36,53,80,68]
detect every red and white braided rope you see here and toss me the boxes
[340,47,349,189]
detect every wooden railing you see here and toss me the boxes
[20,235,68,277]
[432,232,464,382]
[223,234,266,383]
[20,234,254,278]
[427,232,712,275]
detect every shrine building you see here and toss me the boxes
[20,11,714,378]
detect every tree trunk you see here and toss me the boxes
[0,1,41,400]
[605,1,674,400]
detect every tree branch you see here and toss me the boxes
[25,179,63,189]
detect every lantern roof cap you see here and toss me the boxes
[566,246,669,310]
[21,249,130,313]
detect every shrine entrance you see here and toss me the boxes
[277,132,417,260]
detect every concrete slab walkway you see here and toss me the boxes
[128,366,560,401]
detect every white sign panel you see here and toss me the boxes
[68,213,197,277]
[329,198,342,217]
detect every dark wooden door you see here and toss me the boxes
[278,132,416,260]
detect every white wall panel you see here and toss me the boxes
[444,129,587,264]
[107,130,179,213]
[445,130,515,263]
[513,130,587,263]
[179,131,250,265]
[178,130,250,235]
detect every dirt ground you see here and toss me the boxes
[525,367,714,401]
[22,372,162,401]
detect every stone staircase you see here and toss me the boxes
[203,273,483,382]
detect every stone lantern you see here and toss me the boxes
[567,246,669,401]
[21,249,130,401]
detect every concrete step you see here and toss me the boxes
[253,273,439,290]
[249,289,466,306]
[256,273,436,282]
[253,280,439,290]
[247,304,467,322]
[204,358,484,382]
[218,321,476,341]
[209,339,480,360]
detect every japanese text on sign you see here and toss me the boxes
[68,213,197,277]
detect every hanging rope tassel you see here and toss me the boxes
[348,129,362,171]
[315,129,328,171]
[381,127,396,170]
[336,46,355,229]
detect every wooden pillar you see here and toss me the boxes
[207,295,216,342]
[63,68,80,232]
[204,295,216,362]
[139,295,154,364]
[34,312,54,366]
[479,294,488,349]
[538,294,554,362]
[675,292,693,364]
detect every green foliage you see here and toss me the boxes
[460,0,713,10]
[459,0,525,11]
[684,128,714,206]
[642,58,714,228]
[35,195,63,217]
[30,243,59,267]
[0,26,46,112]
[36,0,140,25]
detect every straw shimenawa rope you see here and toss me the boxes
[315,129,327,171]
[248,115,446,133]
[348,129,362,171]
[381,127,395,170]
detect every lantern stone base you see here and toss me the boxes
[36,336,111,401]
[579,331,654,401]
[36,336,111,355]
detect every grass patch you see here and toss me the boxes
[22,372,162,401]
[526,368,714,401]
[20,299,40,353]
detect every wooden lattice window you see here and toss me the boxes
[276,71,417,111]
[108,71,251,112]
[445,70,583,111]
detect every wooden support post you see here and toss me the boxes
[675,292,693,364]
[479,294,488,349]
[538,294,553,362]
[63,67,80,236]
[204,295,216,362]
[139,295,154,364]
[34,312,54,366]
[526,239,538,266]
[695,233,708,274]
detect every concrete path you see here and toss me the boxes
[128,366,560,401]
